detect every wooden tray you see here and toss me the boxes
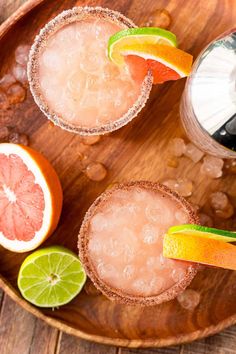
[1,0,236,348]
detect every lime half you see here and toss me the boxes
[108,27,177,65]
[168,224,236,243]
[17,246,86,308]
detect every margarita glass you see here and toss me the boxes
[28,7,152,135]
[79,181,199,306]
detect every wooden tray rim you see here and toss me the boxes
[0,0,236,348]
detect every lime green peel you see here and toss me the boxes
[108,27,177,64]
[17,246,86,308]
[168,224,236,243]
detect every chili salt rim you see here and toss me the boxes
[27,6,153,136]
[78,181,200,307]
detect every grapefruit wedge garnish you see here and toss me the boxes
[108,27,193,84]
[163,233,236,271]
[0,143,63,252]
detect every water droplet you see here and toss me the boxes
[85,162,107,181]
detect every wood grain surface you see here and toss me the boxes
[1,0,236,353]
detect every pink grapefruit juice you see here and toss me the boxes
[36,16,145,130]
[87,185,195,297]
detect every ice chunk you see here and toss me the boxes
[85,162,107,182]
[200,155,223,178]
[150,276,164,293]
[103,237,123,257]
[7,83,26,104]
[199,213,213,227]
[224,159,236,174]
[0,74,15,90]
[167,156,179,168]
[177,289,200,310]
[123,265,135,280]
[15,45,30,66]
[145,204,162,223]
[171,268,186,282]
[0,90,9,110]
[90,213,108,232]
[169,138,186,157]
[210,192,229,210]
[81,135,101,145]
[88,239,102,255]
[141,8,172,29]
[175,209,189,224]
[0,126,10,141]
[184,143,204,163]
[8,132,21,143]
[163,178,193,197]
[141,224,159,244]
[18,134,29,146]
[12,64,28,85]
[41,49,65,71]
[132,279,150,295]
[97,262,116,280]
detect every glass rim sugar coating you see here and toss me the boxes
[28,6,153,136]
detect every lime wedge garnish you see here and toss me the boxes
[108,27,177,65]
[17,246,86,308]
[168,224,236,243]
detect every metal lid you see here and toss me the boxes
[189,30,236,151]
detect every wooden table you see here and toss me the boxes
[0,1,236,353]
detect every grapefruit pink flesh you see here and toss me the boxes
[0,153,45,241]
[125,55,181,84]
[0,143,63,252]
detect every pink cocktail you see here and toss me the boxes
[28,7,152,135]
[79,181,198,306]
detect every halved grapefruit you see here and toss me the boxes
[0,143,63,252]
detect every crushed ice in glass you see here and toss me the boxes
[88,186,193,296]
